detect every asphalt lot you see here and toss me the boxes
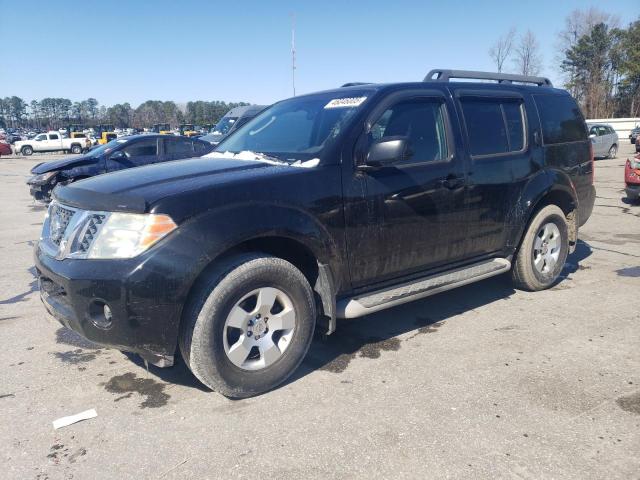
[1,145,639,480]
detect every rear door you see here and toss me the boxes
[453,89,529,258]
[45,132,61,151]
[161,137,195,162]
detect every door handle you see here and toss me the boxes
[438,175,464,190]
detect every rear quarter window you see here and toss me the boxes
[534,95,587,145]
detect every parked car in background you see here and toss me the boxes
[629,126,639,144]
[625,153,640,202]
[34,70,595,398]
[587,123,618,159]
[0,141,12,157]
[14,131,91,156]
[200,105,266,145]
[27,134,214,202]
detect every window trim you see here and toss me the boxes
[457,94,528,160]
[361,89,455,169]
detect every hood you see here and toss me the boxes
[53,157,287,213]
[31,154,99,174]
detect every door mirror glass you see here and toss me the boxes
[366,136,409,167]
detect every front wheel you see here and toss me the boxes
[512,205,569,291]
[21,146,33,156]
[608,144,617,159]
[180,253,316,398]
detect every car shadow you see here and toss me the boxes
[123,352,209,392]
[290,240,593,383]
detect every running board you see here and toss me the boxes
[337,258,511,318]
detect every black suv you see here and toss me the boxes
[35,70,595,398]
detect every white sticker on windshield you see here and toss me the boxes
[324,97,367,109]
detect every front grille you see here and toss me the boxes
[49,205,76,246]
[78,214,106,252]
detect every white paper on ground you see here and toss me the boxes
[52,409,97,430]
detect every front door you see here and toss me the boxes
[106,137,159,172]
[344,91,468,288]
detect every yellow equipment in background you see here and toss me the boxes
[152,123,172,135]
[98,132,117,145]
[179,124,198,137]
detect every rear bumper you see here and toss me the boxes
[578,184,596,227]
[626,184,640,200]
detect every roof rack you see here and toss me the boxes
[424,69,553,87]
[341,82,372,87]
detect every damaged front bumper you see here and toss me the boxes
[33,238,201,368]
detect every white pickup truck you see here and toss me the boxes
[14,131,91,156]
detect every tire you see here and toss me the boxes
[608,144,617,159]
[21,146,33,156]
[511,205,569,291]
[179,253,316,398]
[70,144,82,154]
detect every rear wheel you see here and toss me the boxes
[70,144,82,154]
[512,205,569,291]
[179,253,316,398]
[608,144,617,159]
[21,146,33,156]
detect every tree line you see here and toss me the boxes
[489,9,640,118]
[0,97,249,130]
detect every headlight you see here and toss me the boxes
[28,171,57,185]
[87,213,177,259]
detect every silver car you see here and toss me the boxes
[588,123,618,159]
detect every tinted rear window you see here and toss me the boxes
[460,98,525,156]
[534,95,587,144]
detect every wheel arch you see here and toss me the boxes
[182,233,338,339]
[511,170,579,253]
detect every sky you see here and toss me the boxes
[0,0,637,107]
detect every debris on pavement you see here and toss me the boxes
[52,409,97,430]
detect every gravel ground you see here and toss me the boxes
[0,145,639,480]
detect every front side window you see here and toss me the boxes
[124,139,158,158]
[534,95,587,145]
[460,97,525,157]
[215,91,371,162]
[369,98,449,164]
[35,134,46,141]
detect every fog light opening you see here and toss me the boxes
[88,300,113,329]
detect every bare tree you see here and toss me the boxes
[489,28,516,72]
[514,30,543,76]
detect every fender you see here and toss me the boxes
[506,168,578,250]
[175,202,342,334]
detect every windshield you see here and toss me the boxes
[214,91,370,161]
[86,138,124,157]
[212,117,237,135]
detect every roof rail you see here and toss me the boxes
[424,69,553,87]
[341,82,372,87]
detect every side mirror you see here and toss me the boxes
[110,150,126,161]
[362,136,409,169]
[589,133,596,139]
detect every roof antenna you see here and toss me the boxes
[291,13,296,96]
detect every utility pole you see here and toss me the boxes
[291,13,296,96]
